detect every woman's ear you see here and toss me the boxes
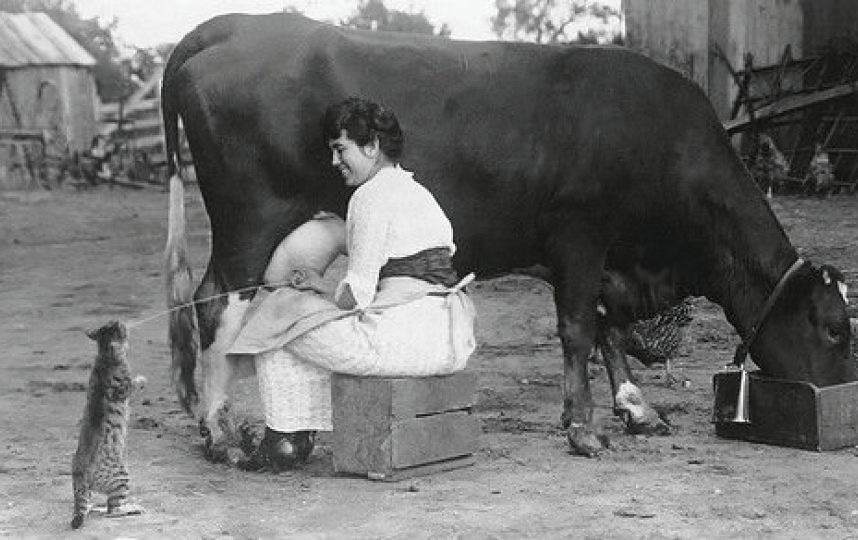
[359,137,380,159]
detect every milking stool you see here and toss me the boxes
[331,371,480,481]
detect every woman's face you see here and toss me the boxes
[328,129,379,187]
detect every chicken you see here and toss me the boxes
[624,298,694,367]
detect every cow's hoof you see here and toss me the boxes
[624,408,672,436]
[614,382,671,436]
[237,420,264,457]
[204,440,231,463]
[567,425,608,457]
[198,418,210,439]
[202,428,232,463]
[200,416,235,463]
[225,447,249,466]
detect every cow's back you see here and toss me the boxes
[166,13,744,276]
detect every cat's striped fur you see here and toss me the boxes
[71,320,133,529]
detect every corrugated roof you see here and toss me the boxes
[0,12,95,68]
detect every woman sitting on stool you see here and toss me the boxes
[232,96,476,471]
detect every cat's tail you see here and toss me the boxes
[71,470,88,529]
[164,173,200,414]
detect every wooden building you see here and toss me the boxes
[622,0,858,120]
[0,12,97,189]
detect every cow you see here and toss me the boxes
[161,12,854,460]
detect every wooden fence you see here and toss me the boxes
[98,69,189,184]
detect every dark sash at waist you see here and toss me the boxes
[379,247,459,288]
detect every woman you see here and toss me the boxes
[234,97,476,471]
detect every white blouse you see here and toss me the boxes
[334,166,455,309]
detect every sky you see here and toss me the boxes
[71,0,621,51]
[73,0,498,49]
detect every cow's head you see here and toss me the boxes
[752,264,855,386]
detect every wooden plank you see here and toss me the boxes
[714,372,820,449]
[390,371,477,418]
[0,128,43,140]
[713,372,858,451]
[331,376,393,475]
[331,373,480,477]
[390,412,480,469]
[108,177,146,190]
[817,381,858,450]
[725,82,858,133]
[367,455,476,482]
[123,117,162,131]
[132,134,166,150]
[749,376,819,447]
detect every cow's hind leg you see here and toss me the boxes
[600,326,671,435]
[548,228,609,456]
[198,291,253,463]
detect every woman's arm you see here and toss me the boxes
[336,185,391,309]
[290,268,357,309]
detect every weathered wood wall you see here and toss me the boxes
[719,0,803,66]
[801,0,858,55]
[0,65,98,153]
[622,0,709,90]
[623,0,804,119]
[709,0,803,119]
[624,0,858,120]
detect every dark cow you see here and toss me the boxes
[161,13,854,459]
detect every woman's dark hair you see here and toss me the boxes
[323,96,403,161]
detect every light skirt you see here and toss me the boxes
[255,283,476,432]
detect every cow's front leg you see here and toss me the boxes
[601,326,670,435]
[549,228,608,457]
[198,292,251,463]
[558,312,605,456]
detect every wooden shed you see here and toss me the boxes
[0,11,97,189]
[621,0,858,120]
[622,0,858,191]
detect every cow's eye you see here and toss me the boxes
[825,324,844,344]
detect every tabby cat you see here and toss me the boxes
[71,320,139,529]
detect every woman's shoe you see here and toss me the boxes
[287,430,316,463]
[239,428,315,472]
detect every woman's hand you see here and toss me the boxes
[289,268,333,296]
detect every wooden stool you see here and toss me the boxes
[331,371,480,481]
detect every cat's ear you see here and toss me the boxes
[85,327,99,340]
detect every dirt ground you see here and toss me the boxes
[2,185,858,538]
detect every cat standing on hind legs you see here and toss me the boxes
[71,320,143,529]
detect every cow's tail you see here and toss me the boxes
[164,173,200,414]
[161,34,200,414]
[161,16,241,414]
[161,18,237,414]
[163,61,199,413]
